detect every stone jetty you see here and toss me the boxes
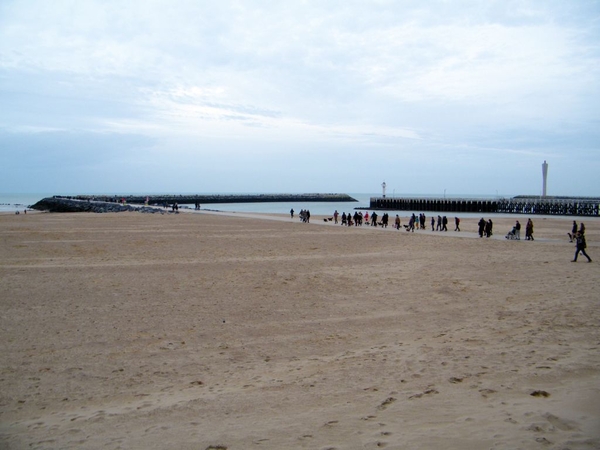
[61,193,356,205]
[31,198,165,213]
[369,195,600,217]
[31,193,357,213]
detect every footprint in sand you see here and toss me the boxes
[530,390,550,397]
[409,388,439,399]
[479,388,497,398]
[377,397,396,410]
[543,413,579,431]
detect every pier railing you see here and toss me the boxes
[369,196,600,216]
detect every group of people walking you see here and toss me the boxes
[334,210,367,226]
[294,207,593,263]
[478,218,494,238]
[332,210,394,227]
[504,219,536,241]
[292,209,311,223]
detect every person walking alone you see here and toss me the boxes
[572,232,592,262]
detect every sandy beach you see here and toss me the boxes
[1,210,599,450]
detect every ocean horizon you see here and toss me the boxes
[1,191,547,217]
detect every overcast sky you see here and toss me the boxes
[1,1,599,196]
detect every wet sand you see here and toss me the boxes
[1,211,599,449]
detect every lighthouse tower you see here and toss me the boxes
[542,160,548,197]
[382,181,387,198]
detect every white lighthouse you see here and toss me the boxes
[382,181,387,198]
[542,160,548,197]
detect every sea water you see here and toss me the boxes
[0,192,373,214]
[1,192,518,218]
[0,193,52,213]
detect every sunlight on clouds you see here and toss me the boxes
[131,86,422,145]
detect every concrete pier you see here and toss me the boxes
[368,196,600,216]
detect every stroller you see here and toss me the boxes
[505,227,518,240]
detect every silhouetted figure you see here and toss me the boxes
[514,220,521,240]
[478,218,486,238]
[485,219,493,238]
[572,232,592,263]
[525,219,534,240]
[568,220,577,242]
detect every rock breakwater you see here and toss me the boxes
[53,193,357,205]
[31,198,165,213]
[31,193,357,213]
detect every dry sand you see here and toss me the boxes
[1,210,599,450]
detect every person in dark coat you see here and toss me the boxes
[525,218,534,240]
[478,218,486,238]
[568,220,577,242]
[371,212,378,226]
[485,219,493,238]
[572,232,592,262]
